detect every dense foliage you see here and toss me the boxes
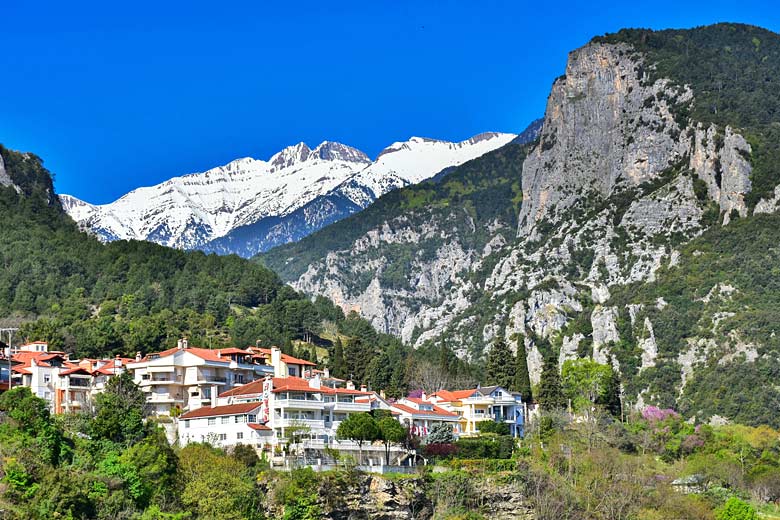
[611,213,780,426]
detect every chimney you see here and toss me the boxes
[182,338,189,349]
[346,380,355,390]
[380,390,386,400]
[323,367,330,379]
[177,339,183,350]
[271,346,284,378]
[114,355,121,368]
[135,352,142,362]
[309,373,321,389]
[421,391,428,401]
[360,384,367,392]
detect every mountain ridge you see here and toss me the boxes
[62,132,517,257]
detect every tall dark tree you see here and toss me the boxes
[486,339,515,389]
[512,334,533,403]
[537,355,566,411]
[597,355,623,418]
[329,338,347,380]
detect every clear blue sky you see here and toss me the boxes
[1,1,778,204]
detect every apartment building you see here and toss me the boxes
[429,386,524,437]
[213,372,374,451]
[126,340,318,416]
[10,343,97,413]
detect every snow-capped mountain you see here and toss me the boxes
[62,132,517,257]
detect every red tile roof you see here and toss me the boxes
[249,347,316,366]
[390,402,459,419]
[60,367,92,376]
[248,423,272,431]
[431,389,477,402]
[180,402,261,419]
[219,376,373,398]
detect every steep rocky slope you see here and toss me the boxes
[263,23,780,426]
[62,133,516,257]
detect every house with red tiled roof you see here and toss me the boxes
[126,338,275,417]
[178,402,273,448]
[428,386,524,437]
[207,372,374,453]
[387,397,461,437]
[8,343,93,413]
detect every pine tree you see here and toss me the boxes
[512,334,533,403]
[486,339,514,389]
[537,354,566,411]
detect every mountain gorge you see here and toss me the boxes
[62,133,517,257]
[263,23,780,427]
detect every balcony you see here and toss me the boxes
[275,398,324,410]
[146,393,184,404]
[333,401,371,412]
[277,418,325,430]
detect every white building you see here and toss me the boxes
[178,402,273,448]
[126,340,304,416]
[10,343,94,413]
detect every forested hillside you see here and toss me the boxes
[0,146,476,394]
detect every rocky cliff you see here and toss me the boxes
[264,23,780,426]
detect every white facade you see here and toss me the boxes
[178,402,273,448]
[126,341,276,416]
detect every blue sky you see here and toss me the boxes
[2,1,778,204]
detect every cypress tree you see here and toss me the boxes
[512,334,533,403]
[598,355,622,418]
[330,338,347,379]
[486,339,514,389]
[537,354,566,411]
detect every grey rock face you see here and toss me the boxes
[518,43,690,237]
[0,154,13,188]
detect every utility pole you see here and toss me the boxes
[0,328,18,390]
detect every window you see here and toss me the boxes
[208,418,216,426]
[184,420,190,429]
[235,415,246,423]
[221,416,229,424]
[236,374,244,384]
[202,387,211,399]
[218,433,227,441]
[248,414,257,423]
[237,432,244,440]
[44,375,51,383]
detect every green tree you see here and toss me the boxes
[597,355,622,418]
[716,497,758,520]
[91,371,149,445]
[329,338,347,380]
[537,355,566,411]
[485,338,514,390]
[179,443,261,519]
[561,358,614,414]
[512,334,533,402]
[425,423,455,444]
[336,412,380,464]
[377,416,407,466]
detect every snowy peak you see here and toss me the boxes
[62,129,519,256]
[59,194,96,221]
[312,141,371,163]
[270,142,312,170]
